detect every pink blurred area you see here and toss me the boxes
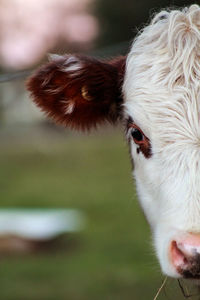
[0,0,98,70]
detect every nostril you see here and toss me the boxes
[170,235,200,278]
[171,240,188,268]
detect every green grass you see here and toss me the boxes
[0,129,196,300]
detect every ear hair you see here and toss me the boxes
[27,54,126,130]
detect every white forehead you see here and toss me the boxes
[123,5,200,147]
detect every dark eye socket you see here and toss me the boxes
[131,128,144,142]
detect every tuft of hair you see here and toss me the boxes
[27,54,126,130]
[126,4,200,91]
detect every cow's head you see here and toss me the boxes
[27,5,200,281]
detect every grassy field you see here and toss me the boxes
[0,127,197,300]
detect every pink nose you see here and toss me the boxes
[171,234,200,278]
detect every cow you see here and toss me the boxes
[27,4,200,281]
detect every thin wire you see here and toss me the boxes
[0,70,32,83]
[0,40,130,84]
[153,277,168,300]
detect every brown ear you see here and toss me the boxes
[27,54,126,130]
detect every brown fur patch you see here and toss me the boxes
[27,55,126,130]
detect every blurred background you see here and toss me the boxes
[0,0,198,299]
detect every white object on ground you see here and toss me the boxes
[0,209,85,240]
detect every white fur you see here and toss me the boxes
[61,100,75,115]
[62,56,82,73]
[47,53,63,62]
[123,5,200,278]
[65,101,75,114]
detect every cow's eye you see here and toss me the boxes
[126,119,152,158]
[131,128,144,143]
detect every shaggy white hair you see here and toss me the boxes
[123,5,200,277]
[125,4,200,90]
